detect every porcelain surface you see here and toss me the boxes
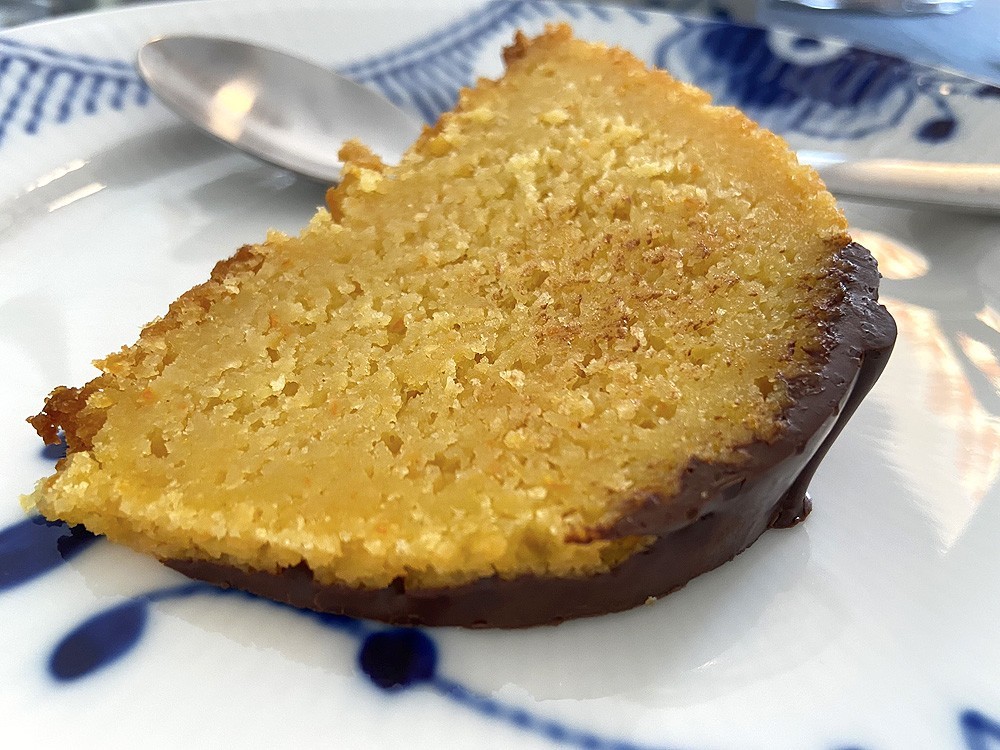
[1,2,999,748]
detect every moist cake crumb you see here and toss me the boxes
[25,25,895,626]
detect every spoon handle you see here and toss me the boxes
[804,154,1000,212]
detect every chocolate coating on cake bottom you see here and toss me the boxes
[167,242,896,628]
[168,489,808,628]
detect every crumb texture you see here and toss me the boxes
[27,25,849,589]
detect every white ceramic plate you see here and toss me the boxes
[2,2,999,748]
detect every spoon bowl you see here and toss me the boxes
[137,36,424,183]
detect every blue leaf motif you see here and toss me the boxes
[0,516,96,592]
[963,709,1000,750]
[49,599,148,681]
[917,116,957,143]
[359,628,437,690]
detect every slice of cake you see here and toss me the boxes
[25,25,895,627]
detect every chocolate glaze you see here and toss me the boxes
[167,242,896,627]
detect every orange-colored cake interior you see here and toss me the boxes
[26,25,850,589]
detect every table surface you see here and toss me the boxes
[1,0,998,85]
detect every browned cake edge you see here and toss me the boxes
[166,242,896,627]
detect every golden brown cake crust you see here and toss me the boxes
[29,243,269,451]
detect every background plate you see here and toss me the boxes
[2,2,999,748]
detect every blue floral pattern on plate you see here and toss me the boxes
[3,1,997,149]
[654,18,997,143]
[0,37,148,146]
[3,2,999,748]
[2,509,998,750]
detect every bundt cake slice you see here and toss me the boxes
[26,25,895,626]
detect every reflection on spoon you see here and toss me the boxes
[137,36,423,182]
[138,35,1000,213]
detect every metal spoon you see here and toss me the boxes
[137,36,423,181]
[137,35,1000,213]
